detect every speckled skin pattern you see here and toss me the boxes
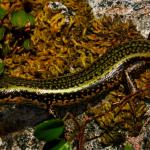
[0,40,150,107]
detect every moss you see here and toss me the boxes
[2,0,143,79]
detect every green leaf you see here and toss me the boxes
[0,43,2,49]
[23,39,31,50]
[28,14,35,26]
[51,140,72,150]
[2,43,10,56]
[0,26,5,41]
[11,10,28,27]
[34,119,64,141]
[10,10,35,28]
[44,140,72,150]
[0,59,4,75]
[124,143,134,150]
[0,7,7,20]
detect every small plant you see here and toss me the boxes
[0,6,7,20]
[10,10,34,28]
[23,39,32,50]
[0,26,5,41]
[124,143,134,150]
[34,119,72,150]
[0,59,4,75]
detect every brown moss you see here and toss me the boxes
[88,70,150,146]
[3,0,143,79]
